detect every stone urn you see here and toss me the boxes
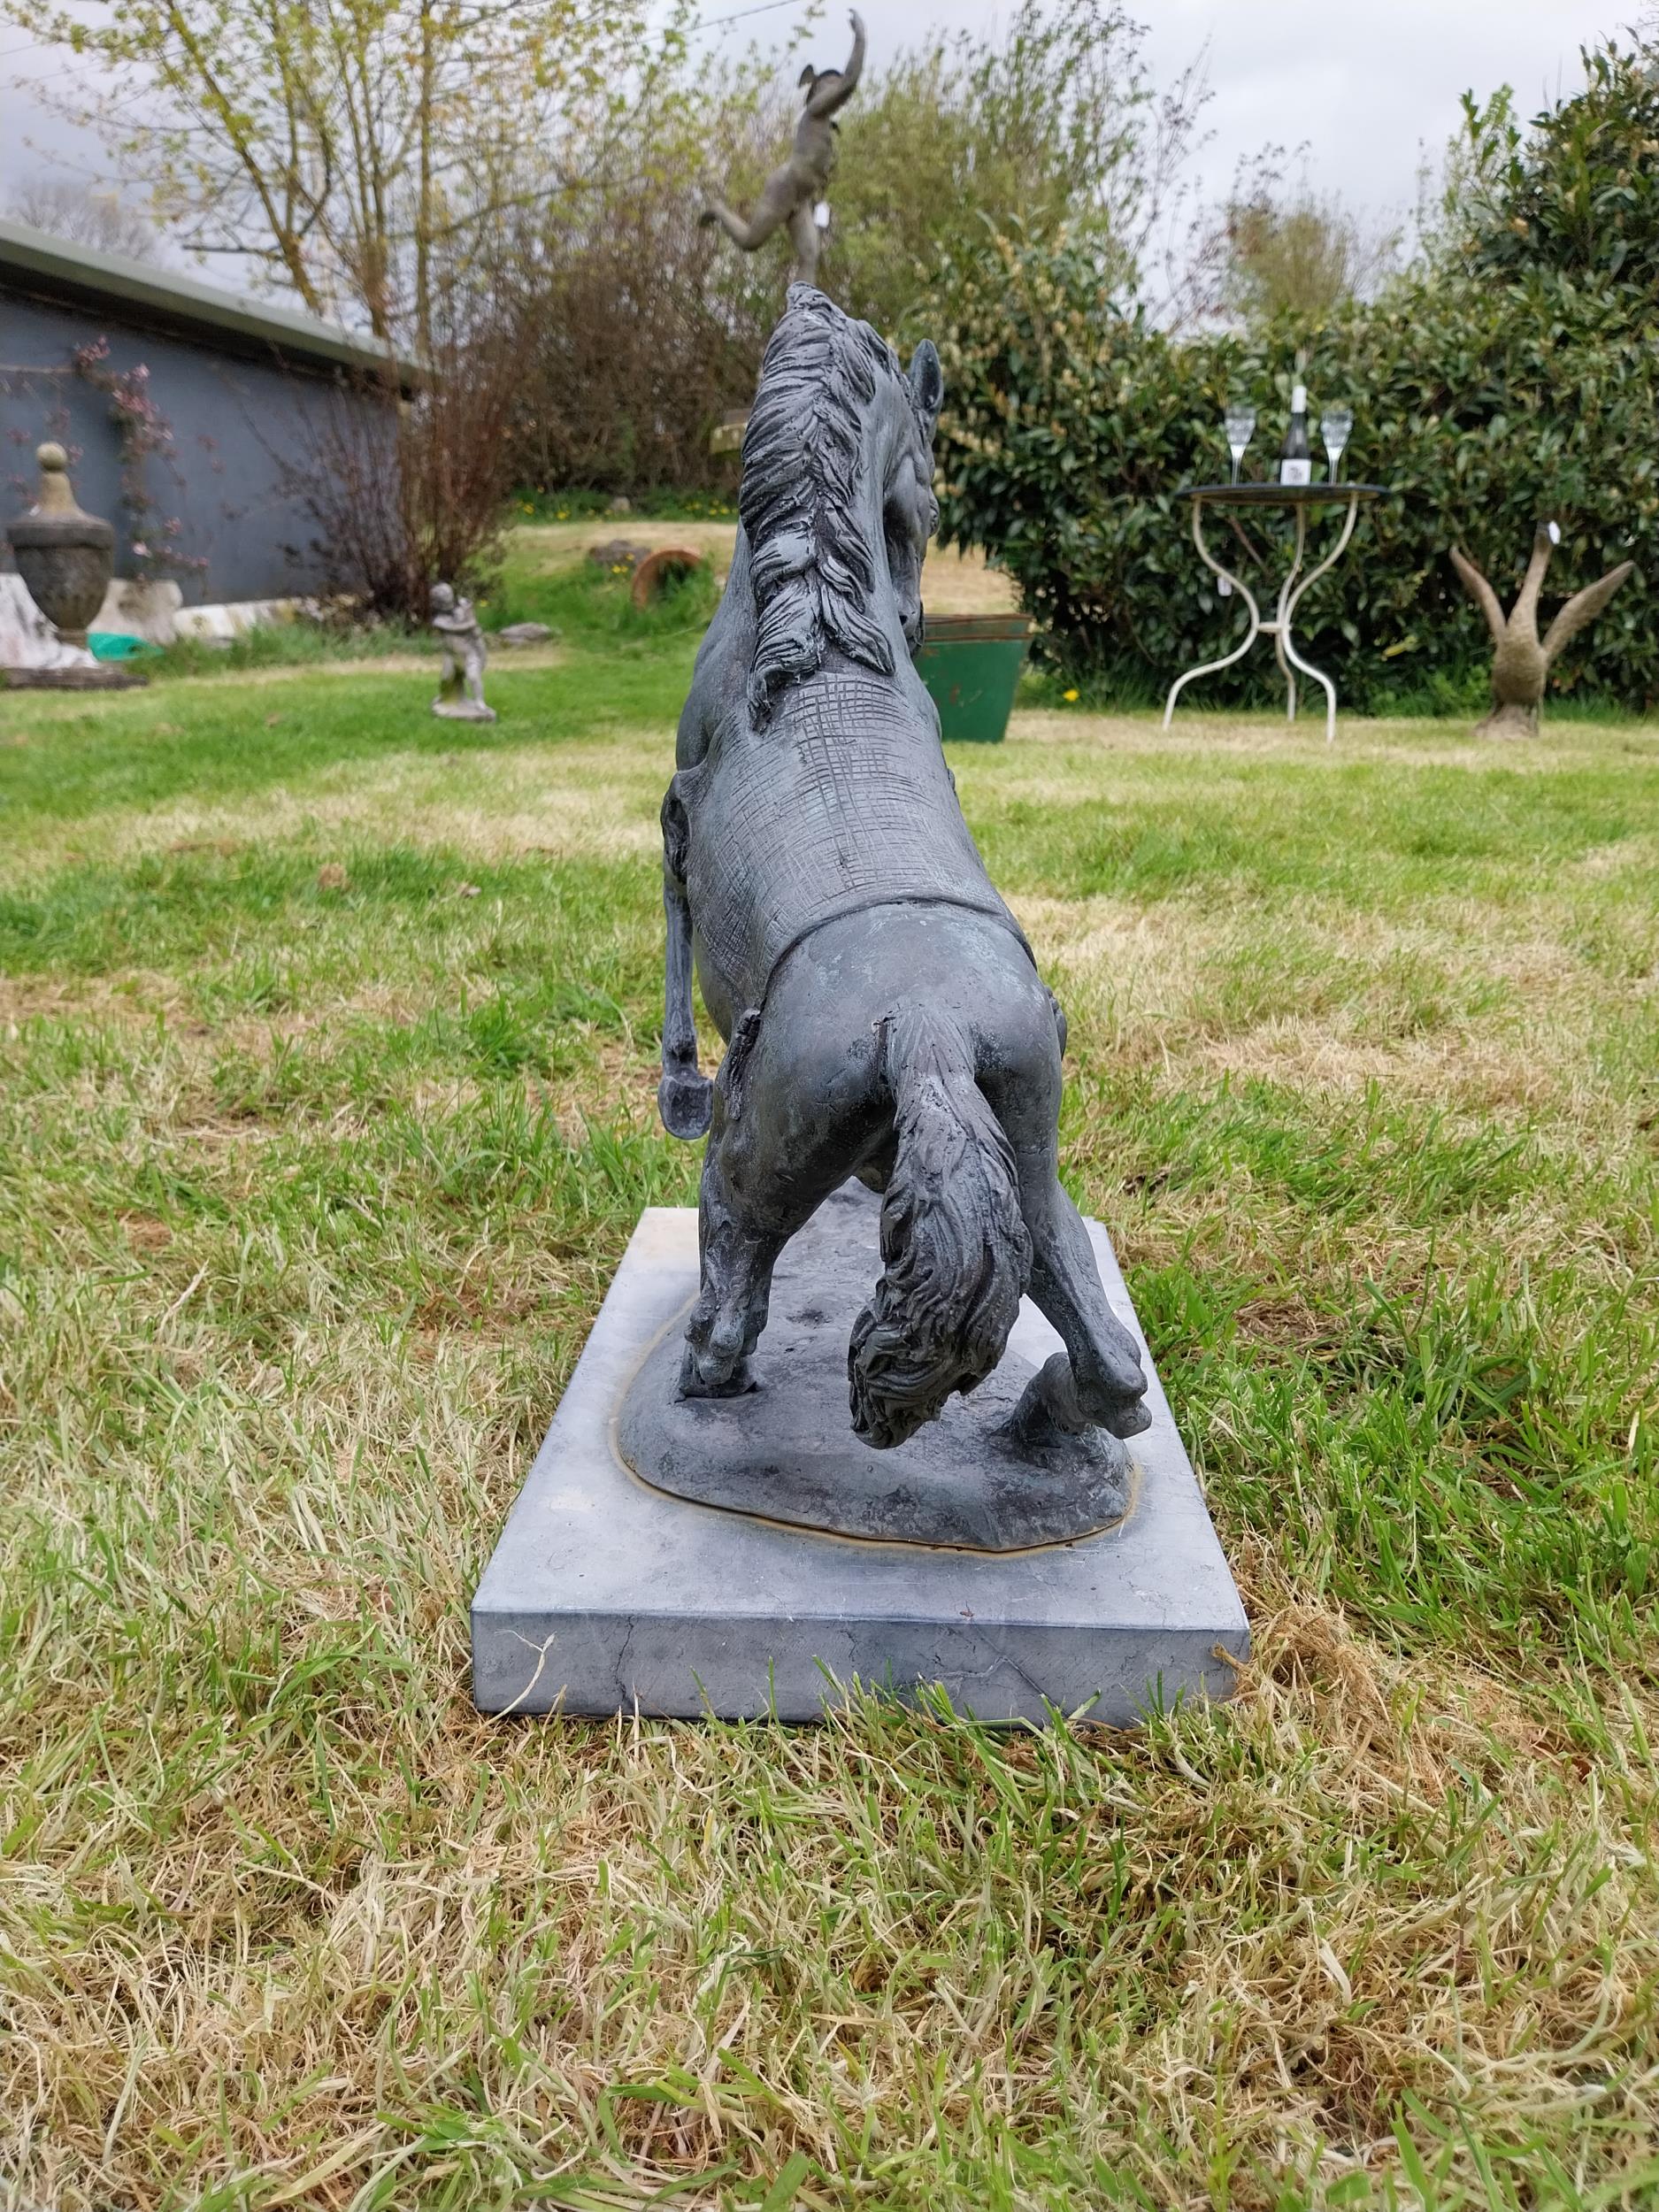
[6,443,116,649]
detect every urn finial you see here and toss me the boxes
[32,442,84,519]
[6,440,116,649]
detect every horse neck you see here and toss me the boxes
[733,350,925,718]
[845,399,918,676]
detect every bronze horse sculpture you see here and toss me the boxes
[657,285,1149,1460]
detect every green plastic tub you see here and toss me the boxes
[913,612,1031,743]
[88,631,162,662]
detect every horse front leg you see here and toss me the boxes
[658,780,712,1140]
[1006,1147,1151,1446]
[680,1013,782,1397]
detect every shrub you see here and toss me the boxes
[936,232,1657,712]
[1456,42,1659,303]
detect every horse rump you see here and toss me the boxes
[848,1003,1032,1449]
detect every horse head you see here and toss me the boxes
[884,338,943,656]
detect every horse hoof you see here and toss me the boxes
[658,1069,713,1140]
[677,1343,756,1400]
[1102,1396,1153,1441]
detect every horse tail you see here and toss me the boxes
[848,1004,1032,1450]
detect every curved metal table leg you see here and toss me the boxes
[1163,498,1263,728]
[1271,505,1308,721]
[1280,494,1360,745]
[1274,628,1297,722]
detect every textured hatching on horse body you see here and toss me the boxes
[685,674,1019,1011]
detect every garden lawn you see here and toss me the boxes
[2,598,1657,2210]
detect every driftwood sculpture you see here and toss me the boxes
[1449,523,1633,740]
[654,284,1150,1468]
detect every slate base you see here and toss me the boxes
[472,1189,1249,1725]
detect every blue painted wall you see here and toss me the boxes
[1,283,394,603]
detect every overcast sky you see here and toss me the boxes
[1,0,1639,265]
[831,0,1632,219]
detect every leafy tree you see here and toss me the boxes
[1219,174,1401,331]
[934,32,1659,713]
[1,0,681,346]
[825,2,1208,339]
[935,231,1655,713]
[495,4,1216,494]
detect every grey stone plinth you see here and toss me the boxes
[472,1196,1248,1725]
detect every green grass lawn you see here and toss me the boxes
[2,560,1658,2210]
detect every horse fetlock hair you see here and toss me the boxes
[848,1005,1032,1449]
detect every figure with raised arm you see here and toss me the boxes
[700,12,864,288]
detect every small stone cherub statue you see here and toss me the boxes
[700,10,864,288]
[429,580,496,722]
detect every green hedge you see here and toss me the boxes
[935,234,1657,713]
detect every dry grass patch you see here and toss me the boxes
[1009,706,1659,770]
[3,680,1658,2208]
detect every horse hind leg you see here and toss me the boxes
[1007,1154,1151,1447]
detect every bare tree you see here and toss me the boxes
[8,178,166,262]
[273,250,526,620]
[1182,151,1402,331]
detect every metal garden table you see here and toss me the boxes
[1162,482,1386,744]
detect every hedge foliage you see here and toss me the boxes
[934,233,1659,713]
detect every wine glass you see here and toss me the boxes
[1224,403,1256,486]
[1321,405,1354,483]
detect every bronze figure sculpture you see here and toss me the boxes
[1449,523,1633,740]
[700,12,864,288]
[654,284,1150,1474]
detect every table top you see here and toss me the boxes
[1177,482,1389,507]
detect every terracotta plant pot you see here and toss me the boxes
[6,443,116,649]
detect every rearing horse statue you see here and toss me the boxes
[658,285,1150,1456]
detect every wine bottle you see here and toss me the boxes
[1279,385,1313,487]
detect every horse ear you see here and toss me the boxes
[909,341,944,425]
[798,63,818,88]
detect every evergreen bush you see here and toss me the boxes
[936,231,1658,713]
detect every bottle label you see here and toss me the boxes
[1279,457,1312,487]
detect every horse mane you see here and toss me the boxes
[741,283,908,725]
